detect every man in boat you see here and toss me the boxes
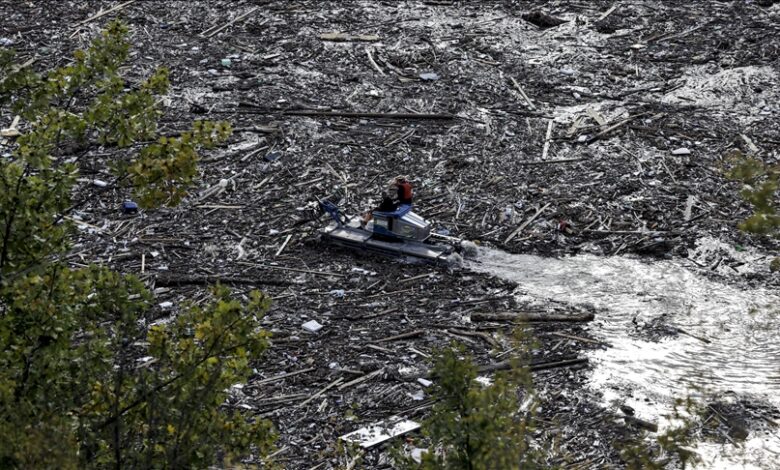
[361,192,396,227]
[392,175,413,206]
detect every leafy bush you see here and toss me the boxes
[0,21,273,468]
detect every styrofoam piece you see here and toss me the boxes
[302,319,323,333]
[339,416,420,448]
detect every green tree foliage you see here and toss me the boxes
[0,22,273,468]
[725,149,780,235]
[399,343,543,470]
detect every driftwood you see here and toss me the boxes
[550,331,609,346]
[477,357,588,374]
[71,0,137,31]
[281,110,456,120]
[516,158,586,166]
[374,330,425,343]
[471,311,595,322]
[155,274,290,287]
[623,415,659,432]
[585,112,651,144]
[448,328,501,349]
[201,6,262,38]
[504,202,552,243]
[298,377,345,407]
[338,369,384,391]
[252,367,317,387]
[237,261,346,278]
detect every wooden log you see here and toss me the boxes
[448,328,501,349]
[477,357,588,374]
[541,120,554,160]
[338,369,383,391]
[550,331,609,346]
[237,261,345,278]
[510,76,536,110]
[72,0,137,30]
[154,274,289,287]
[504,202,551,243]
[623,415,658,432]
[365,46,385,75]
[515,158,585,166]
[471,311,595,322]
[281,110,456,120]
[675,327,711,344]
[201,6,262,38]
[252,367,317,387]
[298,377,344,407]
[585,112,651,144]
[374,330,424,343]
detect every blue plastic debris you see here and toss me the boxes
[121,201,139,215]
[264,151,282,162]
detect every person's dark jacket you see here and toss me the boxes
[378,195,396,212]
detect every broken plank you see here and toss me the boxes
[320,32,380,42]
[510,76,536,110]
[585,112,651,144]
[365,46,385,75]
[72,0,137,30]
[275,234,293,257]
[202,6,262,38]
[365,343,394,354]
[504,202,551,243]
[252,367,317,386]
[541,120,554,160]
[516,158,585,166]
[338,369,384,391]
[374,330,424,343]
[398,273,433,284]
[299,377,345,407]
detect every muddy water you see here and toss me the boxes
[465,240,780,468]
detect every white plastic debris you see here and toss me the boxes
[475,376,493,386]
[92,179,108,188]
[671,147,691,155]
[302,319,323,333]
[417,378,433,388]
[159,301,173,309]
[340,416,421,448]
[410,448,428,464]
